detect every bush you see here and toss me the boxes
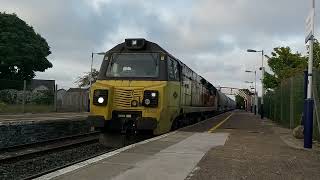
[0,89,54,105]
[0,89,18,104]
[31,91,54,105]
[0,101,6,111]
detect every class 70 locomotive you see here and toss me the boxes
[88,38,235,135]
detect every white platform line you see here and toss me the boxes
[35,131,177,180]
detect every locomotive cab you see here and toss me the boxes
[89,39,177,135]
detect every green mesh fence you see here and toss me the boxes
[263,71,320,140]
[313,71,320,140]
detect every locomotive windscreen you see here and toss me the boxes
[106,53,159,78]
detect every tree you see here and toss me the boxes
[75,69,99,88]
[263,72,279,90]
[235,95,245,109]
[264,47,307,89]
[312,39,320,69]
[0,13,52,80]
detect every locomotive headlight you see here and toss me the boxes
[143,90,159,107]
[132,40,137,46]
[98,97,104,104]
[144,99,151,105]
[93,89,108,106]
[131,100,138,107]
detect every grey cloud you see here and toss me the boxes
[0,0,316,90]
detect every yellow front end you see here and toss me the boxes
[89,80,178,135]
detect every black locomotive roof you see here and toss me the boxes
[107,39,184,71]
[107,39,171,55]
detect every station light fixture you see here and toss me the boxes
[247,49,257,52]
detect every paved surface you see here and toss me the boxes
[0,112,88,123]
[39,111,320,180]
[188,111,320,180]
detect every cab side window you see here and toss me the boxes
[168,58,179,81]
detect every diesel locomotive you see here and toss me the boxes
[89,38,235,135]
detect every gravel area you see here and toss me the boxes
[0,143,112,180]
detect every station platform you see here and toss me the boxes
[0,112,90,149]
[38,111,320,180]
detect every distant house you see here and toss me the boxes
[32,85,49,93]
[28,79,55,92]
[0,79,55,91]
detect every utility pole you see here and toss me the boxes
[254,70,257,115]
[247,49,264,119]
[90,53,94,89]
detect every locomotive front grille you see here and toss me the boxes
[113,88,143,108]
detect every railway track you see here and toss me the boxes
[24,145,116,180]
[0,131,117,180]
[0,131,101,162]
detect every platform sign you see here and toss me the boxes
[305,8,315,43]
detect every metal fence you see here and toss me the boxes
[263,70,320,140]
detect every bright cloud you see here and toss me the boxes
[0,0,318,94]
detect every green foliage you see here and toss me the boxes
[75,69,99,87]
[235,95,245,109]
[268,47,307,79]
[0,89,53,105]
[312,39,320,69]
[263,71,279,90]
[0,101,6,111]
[32,90,54,104]
[0,89,18,104]
[264,47,307,89]
[0,12,52,80]
[0,79,24,90]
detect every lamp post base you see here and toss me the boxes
[304,98,314,149]
[260,104,264,119]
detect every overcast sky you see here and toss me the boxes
[1,0,319,95]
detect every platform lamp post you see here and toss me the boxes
[245,80,256,114]
[249,86,255,113]
[244,81,254,112]
[247,49,264,119]
[245,70,257,115]
[303,0,315,149]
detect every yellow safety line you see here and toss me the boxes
[208,113,233,133]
